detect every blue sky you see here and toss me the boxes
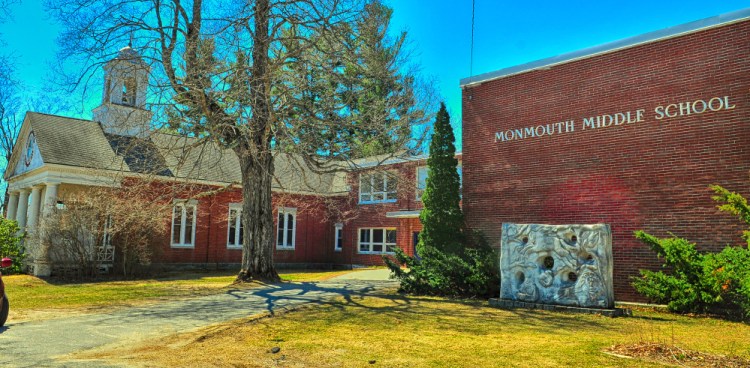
[1,0,749,151]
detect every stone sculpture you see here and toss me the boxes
[499,223,614,308]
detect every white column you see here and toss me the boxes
[6,191,18,221]
[34,183,58,278]
[27,186,42,232]
[43,182,59,216]
[16,189,29,230]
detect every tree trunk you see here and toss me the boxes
[237,151,279,282]
[236,0,279,283]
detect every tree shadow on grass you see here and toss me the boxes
[226,280,616,334]
[39,278,617,339]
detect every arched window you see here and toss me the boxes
[104,77,111,103]
[122,77,137,106]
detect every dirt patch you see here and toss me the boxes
[606,342,750,368]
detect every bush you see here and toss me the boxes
[384,230,499,298]
[0,218,24,274]
[632,185,750,319]
[34,187,166,279]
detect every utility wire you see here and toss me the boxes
[470,0,475,82]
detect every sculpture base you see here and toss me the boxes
[32,261,51,277]
[489,298,631,318]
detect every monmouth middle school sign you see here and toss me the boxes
[494,95,737,143]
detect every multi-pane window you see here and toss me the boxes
[358,228,397,254]
[171,202,196,247]
[277,207,296,249]
[416,164,463,200]
[227,206,244,249]
[416,166,428,200]
[102,215,113,248]
[359,171,397,203]
[334,223,343,252]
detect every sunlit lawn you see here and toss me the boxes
[84,290,750,368]
[3,269,360,316]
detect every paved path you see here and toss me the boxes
[336,267,392,281]
[0,273,396,368]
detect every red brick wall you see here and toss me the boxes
[130,156,457,268]
[461,21,750,301]
[338,162,424,265]
[136,181,335,266]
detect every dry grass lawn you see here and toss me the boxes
[81,290,750,368]
[4,269,360,321]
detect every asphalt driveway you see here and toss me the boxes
[0,270,395,367]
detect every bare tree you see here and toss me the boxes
[0,0,18,213]
[46,0,432,281]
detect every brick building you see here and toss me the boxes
[461,9,750,301]
[5,9,747,302]
[2,46,459,276]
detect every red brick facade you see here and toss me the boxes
[157,188,339,267]
[154,159,436,269]
[461,20,750,301]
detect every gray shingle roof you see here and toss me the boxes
[16,112,347,195]
[28,112,129,172]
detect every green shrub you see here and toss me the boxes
[384,230,499,298]
[632,185,750,319]
[0,218,25,274]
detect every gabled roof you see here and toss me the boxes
[26,112,129,172]
[5,112,347,195]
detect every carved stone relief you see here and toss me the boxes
[499,223,614,308]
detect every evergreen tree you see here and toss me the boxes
[419,102,463,255]
[384,103,497,298]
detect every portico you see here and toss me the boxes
[4,181,61,276]
[6,182,61,231]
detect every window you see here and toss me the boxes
[277,207,296,249]
[416,164,463,201]
[416,166,428,200]
[102,215,113,248]
[97,215,115,264]
[358,228,397,254]
[104,77,111,102]
[227,205,243,249]
[457,164,463,197]
[334,223,343,252]
[122,77,137,106]
[171,202,197,247]
[359,171,397,203]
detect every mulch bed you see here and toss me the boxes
[606,342,750,368]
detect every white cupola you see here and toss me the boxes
[92,45,153,137]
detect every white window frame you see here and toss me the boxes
[227,204,243,249]
[334,223,343,252]
[416,166,428,200]
[276,207,297,250]
[457,164,463,198]
[171,201,197,248]
[415,164,463,201]
[359,171,397,204]
[358,228,397,254]
[102,214,113,248]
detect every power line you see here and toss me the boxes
[470,0,475,82]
